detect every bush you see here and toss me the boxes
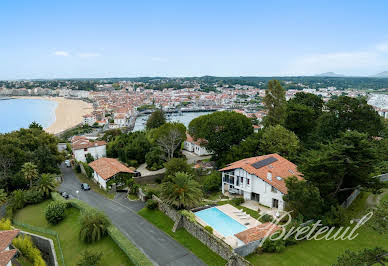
[155,178,162,184]
[231,197,244,206]
[79,209,110,243]
[145,199,158,210]
[77,249,102,266]
[202,172,221,193]
[25,189,45,205]
[75,164,81,173]
[144,187,160,199]
[260,214,274,223]
[260,238,286,253]
[204,225,213,234]
[12,235,46,266]
[10,189,26,209]
[180,210,196,223]
[45,201,67,225]
[0,218,12,230]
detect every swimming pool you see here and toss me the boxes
[195,207,246,236]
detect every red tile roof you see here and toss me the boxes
[0,250,17,266]
[219,153,303,194]
[185,133,207,146]
[71,138,107,150]
[0,230,19,251]
[234,222,281,244]
[89,158,134,180]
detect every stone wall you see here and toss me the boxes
[134,173,164,184]
[234,240,261,257]
[20,231,58,266]
[152,195,252,266]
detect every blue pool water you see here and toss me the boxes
[195,207,246,236]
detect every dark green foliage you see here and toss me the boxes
[77,250,102,266]
[263,80,287,127]
[36,173,57,197]
[10,189,26,209]
[29,122,43,130]
[107,131,151,166]
[146,109,166,130]
[145,199,158,210]
[231,197,244,206]
[145,146,165,170]
[24,189,45,204]
[164,158,194,181]
[259,214,274,223]
[202,171,221,193]
[260,238,286,253]
[222,133,262,167]
[85,153,94,163]
[79,209,111,243]
[189,111,253,162]
[45,201,67,224]
[368,200,388,234]
[101,129,122,142]
[284,177,323,220]
[333,247,388,266]
[161,172,203,209]
[260,125,299,160]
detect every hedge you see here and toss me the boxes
[51,192,152,266]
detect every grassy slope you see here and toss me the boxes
[246,191,388,266]
[14,200,131,266]
[138,208,226,266]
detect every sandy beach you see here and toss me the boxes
[15,96,93,134]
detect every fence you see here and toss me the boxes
[12,220,65,266]
[341,189,361,208]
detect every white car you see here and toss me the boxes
[64,160,71,167]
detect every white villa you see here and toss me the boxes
[89,158,134,190]
[219,154,303,211]
[183,133,212,156]
[82,113,96,126]
[71,136,107,162]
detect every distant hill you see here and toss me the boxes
[315,72,345,77]
[371,71,388,78]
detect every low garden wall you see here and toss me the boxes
[152,195,252,266]
[20,230,58,266]
[134,173,164,184]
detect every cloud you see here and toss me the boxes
[53,51,69,56]
[287,42,388,75]
[77,53,101,58]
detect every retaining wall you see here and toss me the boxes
[20,231,58,266]
[152,195,251,266]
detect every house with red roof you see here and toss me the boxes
[0,229,19,266]
[71,136,107,163]
[89,158,134,190]
[183,133,212,156]
[219,154,303,210]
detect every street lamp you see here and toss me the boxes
[76,190,79,200]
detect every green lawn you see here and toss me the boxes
[138,208,226,266]
[75,172,115,199]
[246,191,388,266]
[14,200,131,266]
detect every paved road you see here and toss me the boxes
[59,164,205,266]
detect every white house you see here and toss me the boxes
[0,229,20,266]
[89,158,134,190]
[183,133,212,156]
[219,154,303,211]
[82,114,96,126]
[113,113,127,127]
[71,136,107,162]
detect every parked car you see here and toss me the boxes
[60,191,69,199]
[64,160,71,167]
[81,183,90,191]
[133,171,141,177]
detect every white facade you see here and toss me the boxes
[83,115,96,126]
[221,168,285,210]
[183,140,211,156]
[74,144,106,162]
[93,171,108,190]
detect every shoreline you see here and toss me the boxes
[13,96,93,134]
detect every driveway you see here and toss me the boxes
[59,164,205,266]
[182,150,211,164]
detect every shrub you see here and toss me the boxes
[79,209,110,243]
[180,210,197,223]
[260,214,274,223]
[145,199,158,210]
[12,235,46,266]
[204,225,213,234]
[260,238,285,253]
[10,189,26,209]
[25,189,45,205]
[231,197,244,206]
[45,201,67,225]
[202,172,221,193]
[77,249,102,266]
[0,218,12,230]
[144,187,160,199]
[75,164,81,173]
[155,177,162,184]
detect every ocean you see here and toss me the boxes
[0,98,57,133]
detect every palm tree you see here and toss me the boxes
[160,172,203,209]
[36,173,57,197]
[79,210,110,243]
[21,162,39,188]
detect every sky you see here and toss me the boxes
[1,0,388,79]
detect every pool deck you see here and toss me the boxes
[195,204,260,248]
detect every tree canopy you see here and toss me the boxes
[263,80,287,127]
[146,109,166,130]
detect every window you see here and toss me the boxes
[271,186,277,193]
[272,199,279,209]
[84,148,88,152]
[247,179,250,185]
[241,177,243,184]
